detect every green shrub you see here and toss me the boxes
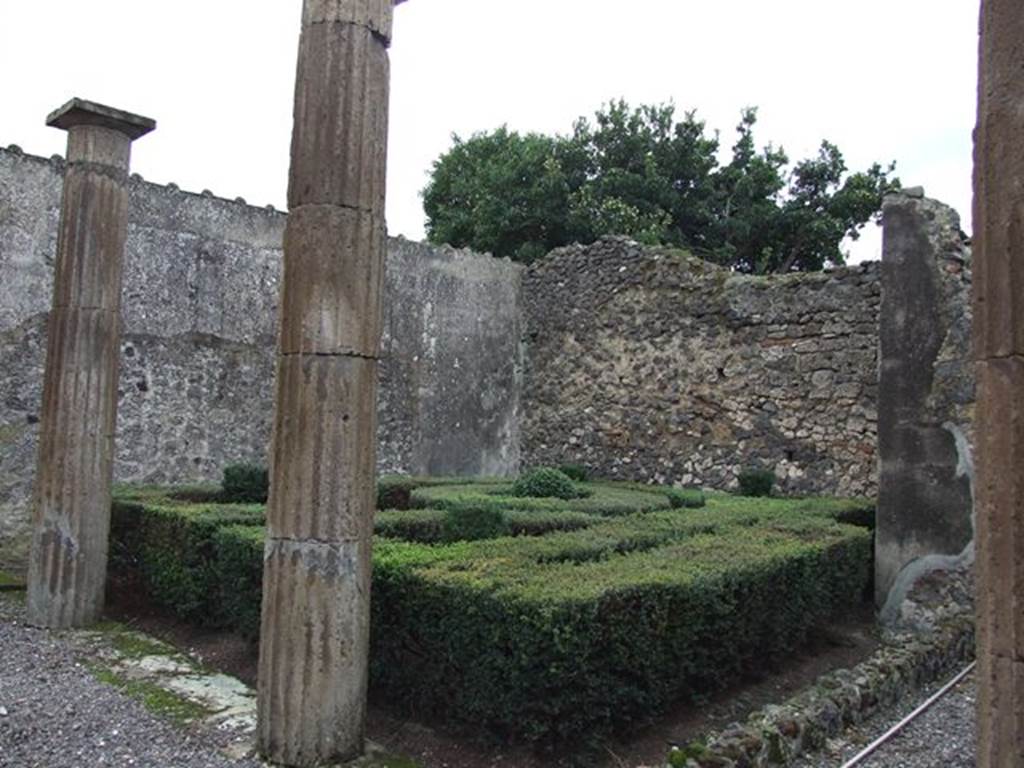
[737,469,775,497]
[167,486,223,504]
[210,525,264,638]
[221,463,269,503]
[442,506,510,541]
[110,483,872,748]
[376,475,507,510]
[377,476,419,510]
[558,464,589,482]
[375,509,448,542]
[411,483,667,518]
[371,515,871,745]
[376,509,598,543]
[109,499,264,622]
[511,467,580,500]
[666,487,706,509]
[505,510,598,537]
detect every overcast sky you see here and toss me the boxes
[1,1,979,263]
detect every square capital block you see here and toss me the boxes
[47,98,155,141]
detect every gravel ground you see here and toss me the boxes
[794,669,977,768]
[0,594,263,768]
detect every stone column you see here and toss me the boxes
[27,99,154,630]
[257,2,401,765]
[875,191,974,617]
[975,1,1024,765]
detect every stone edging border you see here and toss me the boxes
[670,610,975,767]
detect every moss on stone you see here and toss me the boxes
[87,663,213,726]
[89,621,199,673]
[110,631,177,661]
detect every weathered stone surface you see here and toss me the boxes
[975,356,1024,765]
[380,239,524,478]
[974,3,1024,361]
[0,148,523,575]
[875,193,974,611]
[50,167,130,312]
[302,0,396,42]
[65,128,132,171]
[259,0,393,759]
[266,355,377,543]
[47,98,156,142]
[522,237,884,497]
[279,206,385,357]
[975,3,1024,763]
[258,538,371,764]
[28,320,120,625]
[975,358,1024,659]
[28,103,152,629]
[287,23,389,212]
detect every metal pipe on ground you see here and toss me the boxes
[840,661,976,768]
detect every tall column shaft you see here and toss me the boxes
[975,1,1024,765]
[257,2,397,765]
[27,100,154,629]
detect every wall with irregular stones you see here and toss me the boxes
[0,146,522,573]
[1,139,976,589]
[875,191,974,613]
[522,237,883,497]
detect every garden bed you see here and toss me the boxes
[109,478,874,749]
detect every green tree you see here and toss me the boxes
[422,102,899,272]
[422,127,575,264]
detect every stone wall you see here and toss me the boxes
[0,140,978,589]
[522,237,883,497]
[0,146,522,573]
[875,191,974,614]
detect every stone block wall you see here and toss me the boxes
[0,140,977,591]
[0,146,522,573]
[521,238,883,497]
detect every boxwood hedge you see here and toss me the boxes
[109,484,873,746]
[375,508,599,543]
[409,482,674,517]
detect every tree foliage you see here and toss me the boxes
[422,101,899,273]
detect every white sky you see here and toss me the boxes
[0,1,979,264]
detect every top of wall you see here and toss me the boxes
[1,143,522,274]
[525,235,881,335]
[0,143,519,339]
[1,143,286,245]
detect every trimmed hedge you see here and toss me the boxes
[666,487,706,509]
[511,467,581,500]
[370,514,870,745]
[110,497,264,624]
[377,475,505,511]
[375,508,598,543]
[110,485,873,747]
[221,463,269,503]
[410,482,672,517]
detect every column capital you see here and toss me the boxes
[46,98,156,141]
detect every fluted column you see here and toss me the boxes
[974,1,1024,765]
[257,2,401,765]
[27,99,155,629]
